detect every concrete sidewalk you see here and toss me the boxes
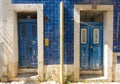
[0,81,120,84]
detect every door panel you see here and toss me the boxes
[18,20,37,68]
[80,22,103,70]
[19,41,29,67]
[29,22,38,67]
[80,27,89,69]
[80,46,89,69]
[19,23,29,67]
[90,27,103,69]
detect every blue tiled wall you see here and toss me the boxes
[12,0,118,64]
[113,0,120,52]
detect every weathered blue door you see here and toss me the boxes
[18,19,37,68]
[80,22,103,70]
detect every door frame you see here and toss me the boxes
[4,0,44,80]
[74,5,113,81]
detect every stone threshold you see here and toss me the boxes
[18,68,37,74]
[79,76,109,82]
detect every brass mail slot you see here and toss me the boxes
[45,38,49,46]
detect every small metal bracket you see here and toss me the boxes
[44,16,49,22]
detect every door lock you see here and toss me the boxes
[29,46,32,51]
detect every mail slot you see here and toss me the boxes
[45,38,49,46]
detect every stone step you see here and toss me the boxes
[9,72,38,81]
[0,76,8,82]
[0,81,120,84]
[18,68,37,74]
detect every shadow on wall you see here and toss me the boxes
[0,42,4,78]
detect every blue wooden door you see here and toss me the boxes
[80,22,103,70]
[18,19,38,68]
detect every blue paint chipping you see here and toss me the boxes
[13,0,120,65]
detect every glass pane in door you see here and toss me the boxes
[81,29,87,44]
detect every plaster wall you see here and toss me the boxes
[113,53,120,82]
[0,43,4,78]
[44,65,74,82]
[0,0,4,78]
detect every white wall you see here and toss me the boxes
[0,0,4,78]
[0,43,4,78]
[0,0,3,43]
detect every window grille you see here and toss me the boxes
[18,13,37,19]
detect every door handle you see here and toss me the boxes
[90,46,93,49]
[23,56,27,58]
